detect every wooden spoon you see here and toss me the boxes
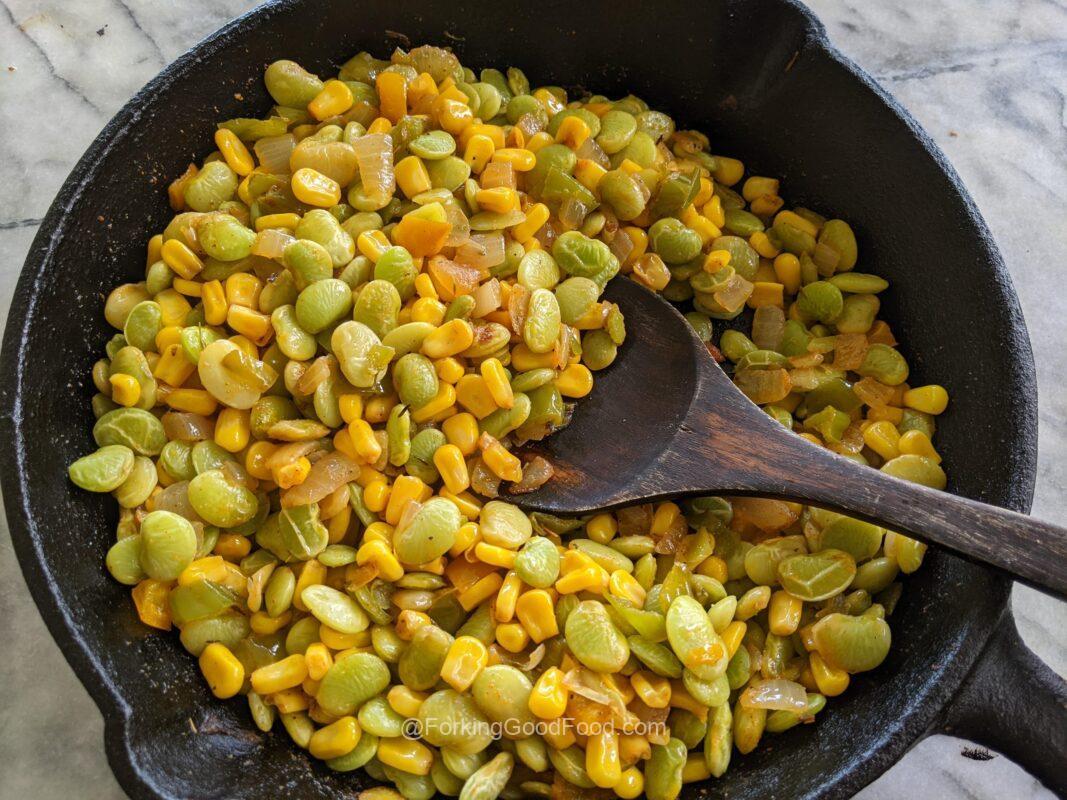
[517,277,1067,599]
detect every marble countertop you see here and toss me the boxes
[0,1,1063,797]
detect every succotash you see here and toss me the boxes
[70,44,950,800]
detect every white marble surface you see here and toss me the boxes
[0,1,1064,798]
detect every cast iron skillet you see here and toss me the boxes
[2,0,1065,797]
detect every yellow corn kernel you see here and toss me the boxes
[768,590,803,636]
[250,654,307,695]
[863,420,901,461]
[160,238,204,280]
[154,325,182,353]
[165,388,218,416]
[357,229,392,262]
[773,253,802,295]
[396,609,433,640]
[810,651,850,696]
[225,272,262,308]
[496,622,530,653]
[683,754,712,783]
[491,147,536,171]
[171,277,202,298]
[413,272,438,301]
[478,432,523,483]
[614,766,645,799]
[213,128,255,176]
[461,122,506,148]
[569,159,608,194]
[748,282,785,309]
[347,418,383,463]
[387,686,428,718]
[430,356,464,386]
[292,167,341,207]
[199,642,245,699]
[377,737,433,776]
[288,562,325,614]
[749,230,780,258]
[902,384,949,415]
[435,97,474,135]
[385,475,432,526]
[510,347,554,375]
[362,480,390,513]
[511,203,550,243]
[146,233,164,267]
[327,505,352,544]
[320,625,370,651]
[474,541,517,569]
[304,642,334,681]
[554,115,592,148]
[650,502,681,536]
[899,429,942,464]
[411,383,458,423]
[693,555,727,584]
[250,609,292,635]
[631,671,671,709]
[585,514,618,545]
[367,116,392,135]
[456,374,498,419]
[227,305,272,343]
[721,620,748,659]
[396,155,432,198]
[529,666,569,719]
[712,155,744,186]
[193,281,225,327]
[514,589,559,642]
[585,729,622,789]
[442,412,480,457]
[308,715,361,760]
[609,570,647,606]
[751,193,785,217]
[493,571,523,623]
[463,134,496,174]
[255,212,301,231]
[272,687,311,714]
[214,533,251,560]
[440,635,489,691]
[432,443,470,494]
[245,441,277,481]
[476,186,521,214]
[108,373,141,407]
[337,394,364,425]
[375,71,408,123]
[542,721,576,751]
[364,394,398,423]
[422,319,475,359]
[555,565,605,595]
[440,488,482,520]
[556,363,593,398]
[408,297,444,326]
[774,209,819,238]
[308,78,354,120]
[274,456,311,489]
[407,72,438,109]
[457,572,504,611]
[447,522,479,559]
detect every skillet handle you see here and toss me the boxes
[939,609,1067,796]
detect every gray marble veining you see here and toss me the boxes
[0,1,1064,798]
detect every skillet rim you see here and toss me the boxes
[0,0,1037,797]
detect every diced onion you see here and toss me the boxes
[252,228,295,260]
[352,133,396,201]
[472,278,503,318]
[253,133,296,174]
[161,411,214,441]
[456,233,505,270]
[280,450,360,508]
[740,679,809,712]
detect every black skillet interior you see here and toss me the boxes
[0,1,1047,798]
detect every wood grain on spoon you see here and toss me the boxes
[518,277,1067,599]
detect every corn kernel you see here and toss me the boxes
[198,642,245,699]
[586,513,617,545]
[474,541,517,569]
[556,363,593,398]
[308,715,361,760]
[440,635,489,691]
[275,456,311,489]
[631,671,671,709]
[377,737,433,775]
[529,666,569,719]
[863,420,901,461]
[898,429,942,464]
[495,622,529,653]
[160,238,204,280]
[511,203,550,243]
[491,147,536,171]
[292,167,341,207]
[166,388,218,416]
[410,383,457,423]
[387,686,428,718]
[250,654,307,695]
[245,441,277,481]
[902,384,949,415]
[608,570,647,606]
[309,78,354,120]
[422,319,475,359]
[458,572,504,611]
[396,155,432,198]
[464,134,496,174]
[385,475,432,526]
[214,533,251,560]
[810,651,850,696]
[432,443,470,494]
[213,128,255,176]
[456,374,499,419]
[396,609,433,640]
[304,643,334,681]
[442,412,480,456]
[109,373,141,407]
[478,432,523,483]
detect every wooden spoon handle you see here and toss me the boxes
[723,431,1067,598]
